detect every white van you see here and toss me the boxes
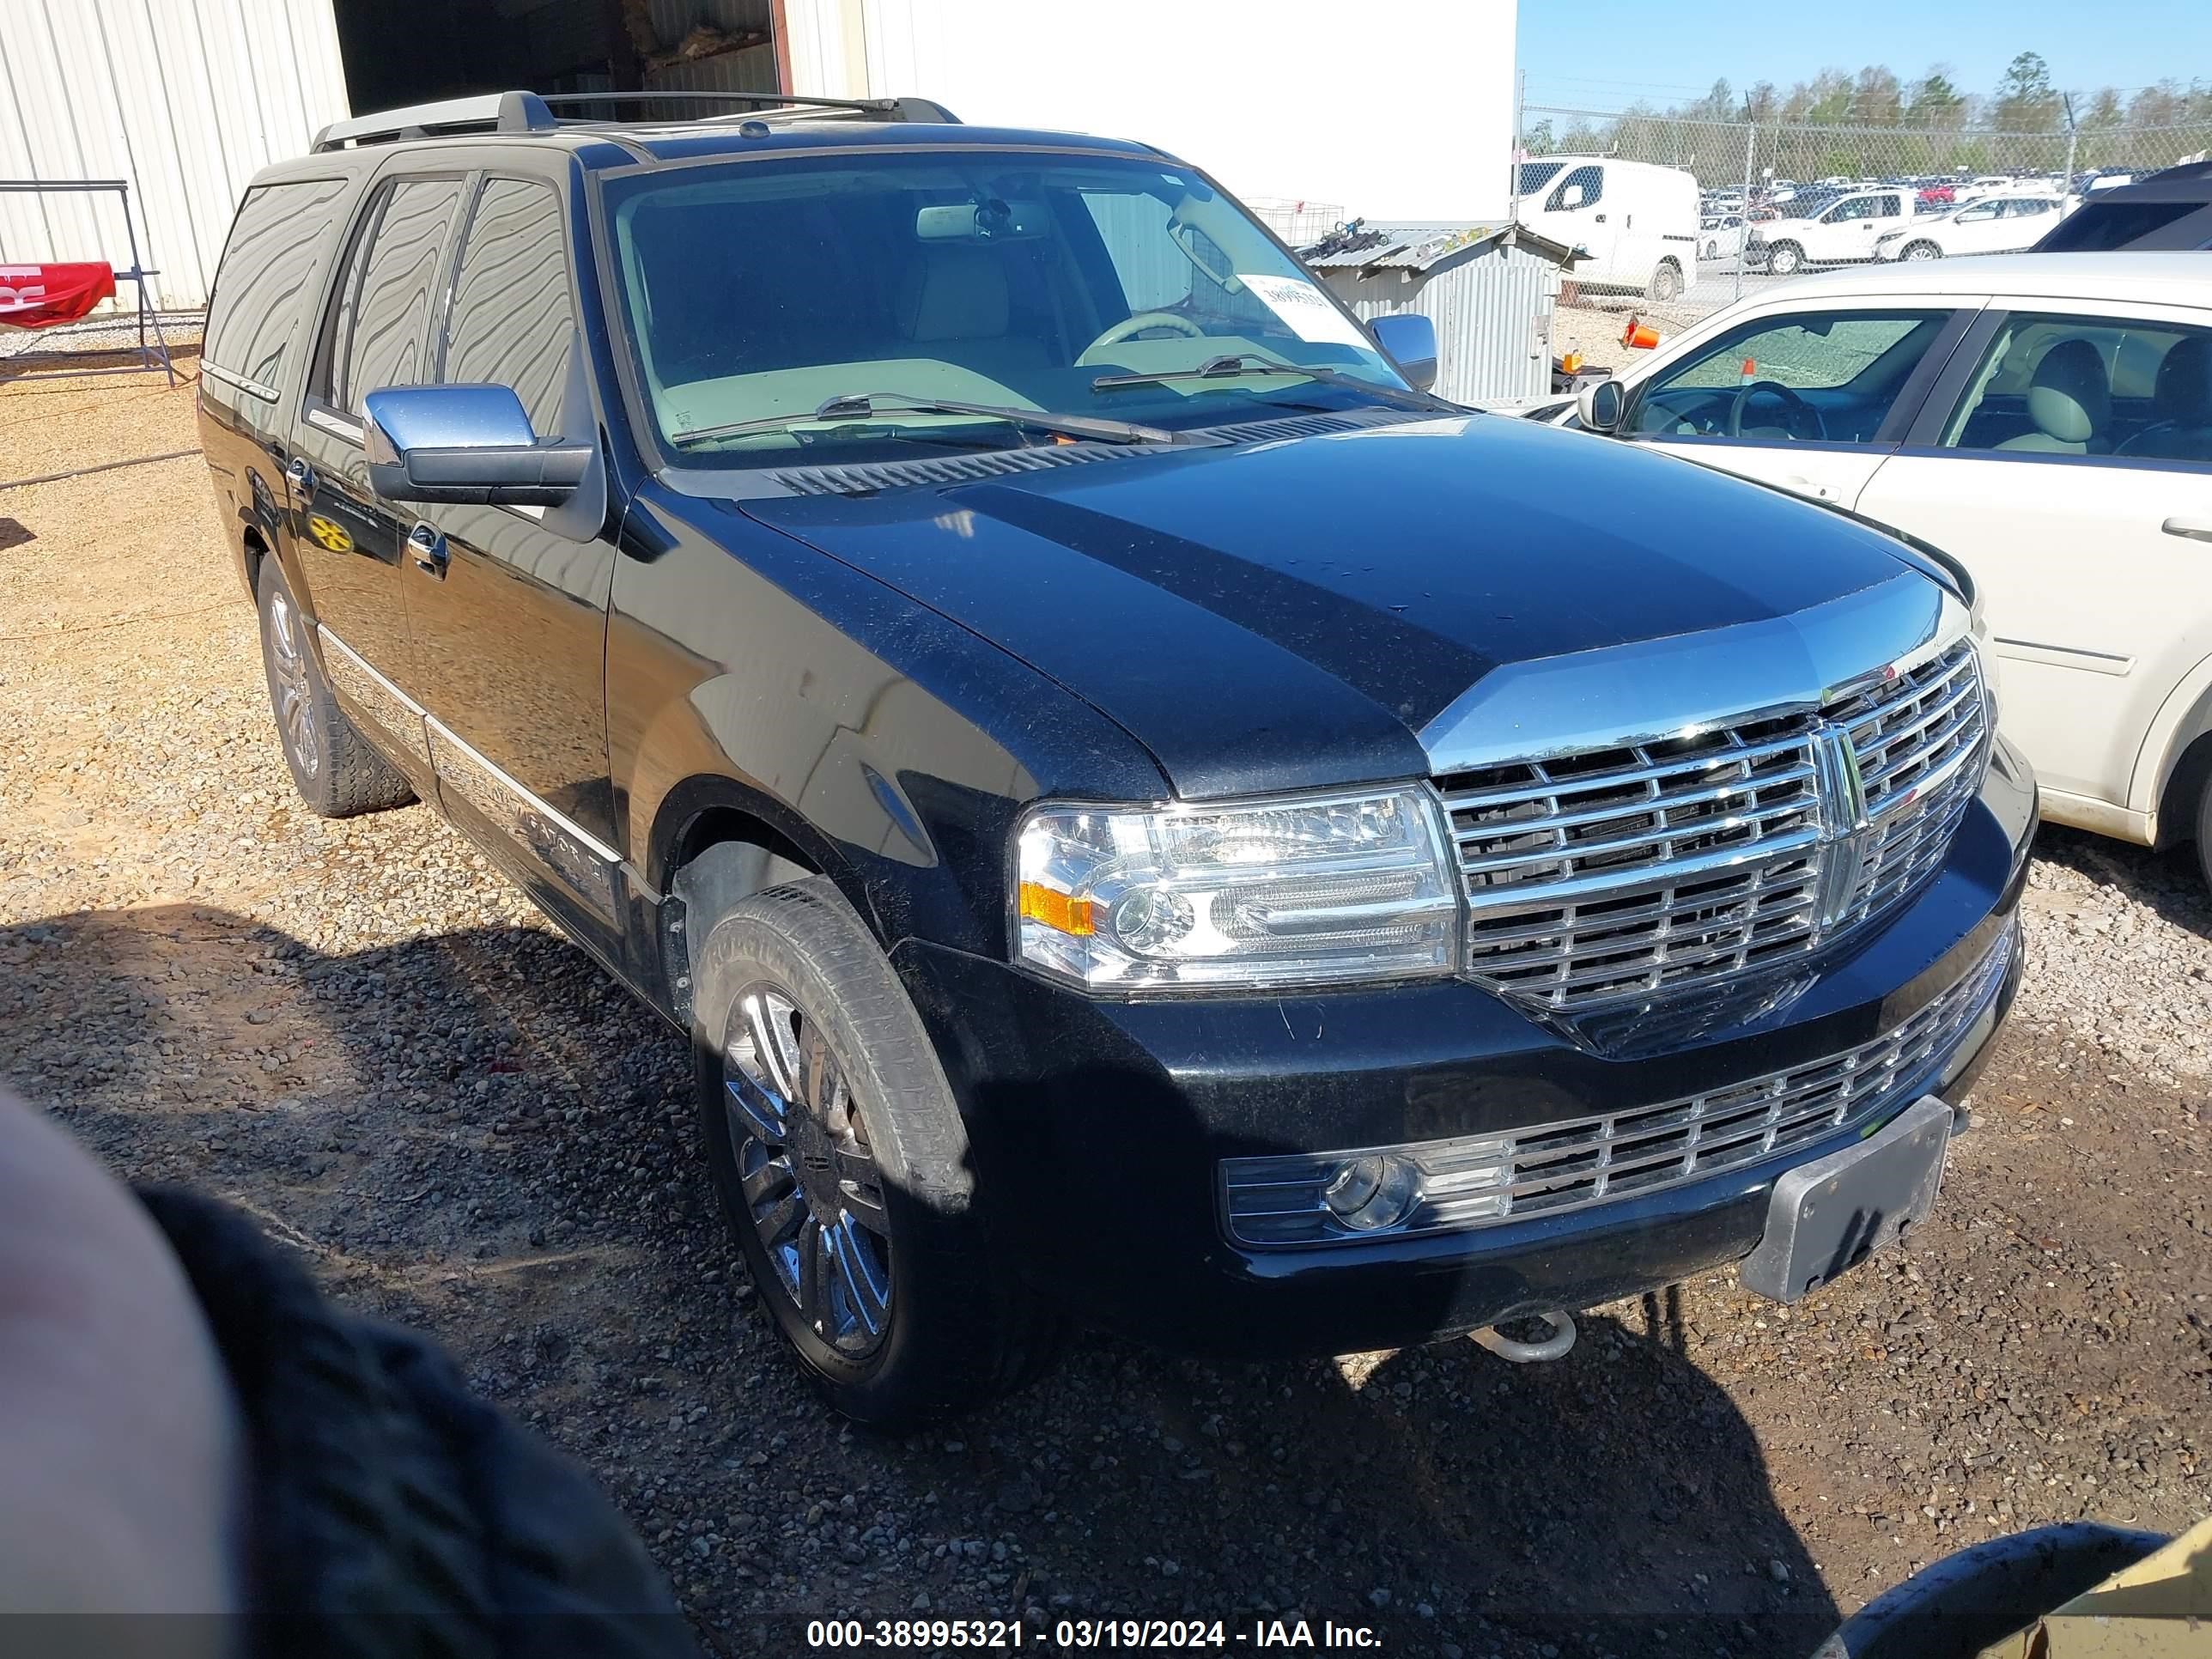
[1515,156,1701,301]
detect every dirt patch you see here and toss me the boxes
[3,369,2207,1657]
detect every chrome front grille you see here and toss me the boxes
[1441,639,1989,1017]
[1220,923,2013,1246]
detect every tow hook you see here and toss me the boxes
[1472,1311,1577,1364]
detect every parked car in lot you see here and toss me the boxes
[2035,161,2212,251]
[1516,155,1701,299]
[1746,185,1914,274]
[1875,193,2069,260]
[1540,254,2212,888]
[1700,213,1747,262]
[199,91,2032,1421]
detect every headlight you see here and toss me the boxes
[1875,231,1903,244]
[1013,787,1462,992]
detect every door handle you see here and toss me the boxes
[1594,212,1607,223]
[409,520,449,576]
[283,456,314,497]
[1782,474,1837,501]
[2162,516,2212,544]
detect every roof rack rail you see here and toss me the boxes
[313,91,556,152]
[311,88,958,152]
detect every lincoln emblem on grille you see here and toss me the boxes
[1809,717,1875,930]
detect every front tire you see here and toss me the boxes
[1902,240,1942,261]
[2197,773,2212,896]
[255,562,413,818]
[694,878,1061,1423]
[1766,241,1803,276]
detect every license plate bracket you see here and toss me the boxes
[1738,1096,1953,1304]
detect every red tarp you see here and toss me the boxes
[0,262,117,330]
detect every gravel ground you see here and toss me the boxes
[3,366,2208,1658]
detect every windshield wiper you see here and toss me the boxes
[1090,354,1452,410]
[670,392,1183,450]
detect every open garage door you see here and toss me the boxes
[331,0,782,117]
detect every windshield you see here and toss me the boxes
[601,151,1411,466]
[1516,161,1566,198]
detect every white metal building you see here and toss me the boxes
[0,0,1515,310]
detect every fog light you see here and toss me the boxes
[1321,1153,1422,1231]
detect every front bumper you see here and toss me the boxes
[892,738,2037,1358]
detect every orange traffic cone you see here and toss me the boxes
[1620,316,1660,349]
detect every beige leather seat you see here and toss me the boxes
[895,246,1048,386]
[1996,338,2111,454]
[2116,335,2212,462]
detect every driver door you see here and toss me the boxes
[1613,301,1978,507]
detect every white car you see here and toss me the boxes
[1875,195,2070,261]
[1700,213,1747,261]
[1540,253,2212,885]
[1746,186,1914,275]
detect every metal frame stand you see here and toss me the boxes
[0,178,177,386]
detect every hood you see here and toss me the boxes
[741,414,1942,799]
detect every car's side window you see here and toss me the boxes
[1626,310,1950,444]
[1939,313,2212,464]
[204,178,352,398]
[441,177,576,440]
[311,174,468,420]
[1546,165,1602,211]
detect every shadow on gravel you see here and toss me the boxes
[2033,823,2212,941]
[3,903,1840,1657]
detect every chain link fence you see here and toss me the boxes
[1519,102,2212,330]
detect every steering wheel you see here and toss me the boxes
[1078,310,1207,364]
[1726,379,1827,441]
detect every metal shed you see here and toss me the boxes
[1300,222,1579,408]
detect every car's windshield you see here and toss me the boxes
[601,150,1412,466]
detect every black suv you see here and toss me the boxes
[2035,161,2212,252]
[200,91,2035,1421]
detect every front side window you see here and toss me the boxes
[442,178,576,438]
[1546,165,1602,212]
[1825,197,1875,223]
[331,176,467,416]
[1627,310,1950,443]
[1516,161,1566,199]
[1939,313,2212,463]
[601,151,1408,468]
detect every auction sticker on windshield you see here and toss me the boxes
[1237,274,1372,350]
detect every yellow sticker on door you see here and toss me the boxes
[306,515,354,553]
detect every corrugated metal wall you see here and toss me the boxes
[1323,246,1561,407]
[0,0,349,310]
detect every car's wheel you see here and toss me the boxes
[694,877,1061,1424]
[1650,260,1684,302]
[2197,771,2212,896]
[1902,240,1942,261]
[1765,241,1804,276]
[254,561,413,818]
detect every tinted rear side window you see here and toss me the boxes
[343,176,467,414]
[441,178,575,437]
[204,179,351,394]
[2037,198,2198,251]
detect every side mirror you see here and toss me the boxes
[1577,378,1626,433]
[1558,184,1587,210]
[362,385,592,506]
[1369,312,1438,394]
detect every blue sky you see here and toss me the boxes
[1517,1,2212,111]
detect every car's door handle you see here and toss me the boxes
[283,456,314,497]
[2162,516,2212,544]
[1782,474,1837,501]
[1594,212,1607,223]
[409,520,449,576]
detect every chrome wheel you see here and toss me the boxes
[266,588,321,781]
[723,983,891,1356]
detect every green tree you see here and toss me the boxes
[1850,65,1904,126]
[1737,81,1778,125]
[1905,67,1966,128]
[1991,50,2062,131]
